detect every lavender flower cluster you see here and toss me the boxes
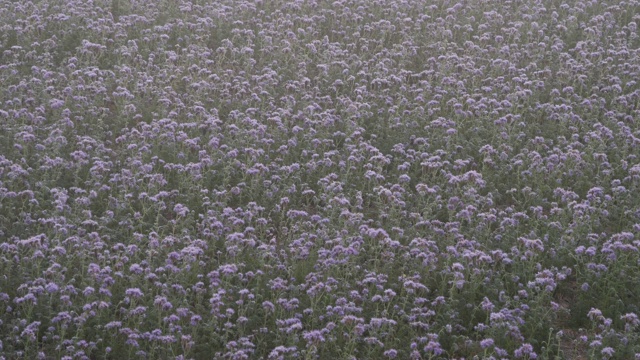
[2,0,640,358]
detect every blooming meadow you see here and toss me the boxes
[2,0,640,358]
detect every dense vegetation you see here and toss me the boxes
[2,0,640,358]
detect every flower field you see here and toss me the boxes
[2,0,640,358]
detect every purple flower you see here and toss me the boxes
[601,347,615,358]
[480,338,494,349]
[622,313,640,331]
[173,204,189,217]
[130,306,147,316]
[125,288,144,299]
[383,349,398,358]
[154,296,173,311]
[514,343,536,359]
[588,308,603,321]
[423,334,443,355]
[129,264,143,274]
[219,264,238,275]
[262,301,274,312]
[105,321,122,330]
[190,315,202,325]
[49,99,65,109]
[495,347,509,357]
[303,330,325,346]
[46,283,59,293]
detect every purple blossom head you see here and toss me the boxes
[302,330,325,347]
[480,338,494,349]
[125,288,144,299]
